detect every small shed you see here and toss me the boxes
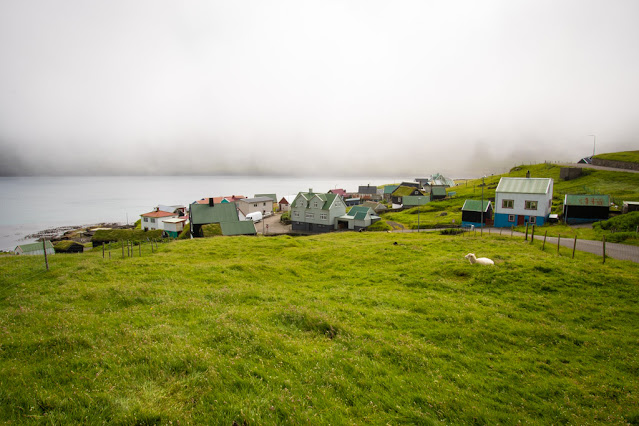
[622,201,639,214]
[162,217,187,238]
[563,195,610,224]
[461,200,493,227]
[402,196,430,207]
[15,241,55,256]
[430,186,447,200]
[278,197,290,212]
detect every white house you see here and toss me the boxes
[162,217,187,238]
[237,197,274,218]
[494,177,554,227]
[140,209,179,231]
[291,190,346,233]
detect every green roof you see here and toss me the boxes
[431,187,447,196]
[190,203,239,225]
[16,241,54,253]
[220,221,257,236]
[383,185,399,194]
[392,186,425,197]
[462,200,491,212]
[496,178,552,194]
[353,212,368,220]
[297,192,338,210]
[564,194,610,207]
[348,206,372,216]
[402,196,430,206]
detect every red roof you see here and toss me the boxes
[330,189,347,196]
[141,211,177,218]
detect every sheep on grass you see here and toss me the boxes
[464,253,494,266]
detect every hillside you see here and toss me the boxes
[1,233,638,424]
[381,162,639,239]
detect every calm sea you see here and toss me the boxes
[0,175,406,251]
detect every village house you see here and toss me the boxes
[15,241,55,256]
[390,186,427,205]
[494,177,554,227]
[140,209,179,231]
[237,196,275,219]
[358,184,381,201]
[278,197,290,212]
[430,186,447,200]
[461,200,493,228]
[189,200,242,237]
[383,185,399,202]
[563,194,610,224]
[402,195,430,208]
[362,201,388,214]
[291,189,346,233]
[162,217,188,238]
[336,205,380,231]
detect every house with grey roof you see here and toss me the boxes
[358,184,381,201]
[336,206,380,231]
[291,190,346,233]
[494,177,553,227]
[237,196,274,218]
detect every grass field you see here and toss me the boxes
[1,232,638,424]
[594,150,639,164]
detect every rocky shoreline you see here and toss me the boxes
[25,223,135,244]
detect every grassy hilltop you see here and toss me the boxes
[1,232,638,424]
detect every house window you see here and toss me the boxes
[254,203,258,207]
[320,213,328,220]
[335,201,341,206]
[293,211,300,218]
[508,215,516,222]
[263,203,266,206]
[151,218,156,223]
[144,217,149,222]
[313,202,319,208]
[297,200,305,207]
[528,216,535,223]
[502,199,514,209]
[306,212,314,219]
[525,200,538,210]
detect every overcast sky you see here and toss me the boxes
[1,0,637,178]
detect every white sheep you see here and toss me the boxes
[464,253,494,266]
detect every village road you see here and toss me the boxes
[256,212,291,235]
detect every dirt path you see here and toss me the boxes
[386,221,406,231]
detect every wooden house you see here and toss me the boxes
[563,195,610,224]
[461,200,493,227]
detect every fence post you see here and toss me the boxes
[102,242,105,258]
[530,225,535,244]
[572,235,577,259]
[42,240,49,271]
[557,233,561,254]
[542,231,547,250]
[602,236,606,264]
[139,242,141,257]
[525,223,529,241]
[122,240,125,258]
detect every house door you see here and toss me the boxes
[517,215,525,225]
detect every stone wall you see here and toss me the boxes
[592,158,639,171]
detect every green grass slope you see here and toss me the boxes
[1,233,638,424]
[594,150,639,164]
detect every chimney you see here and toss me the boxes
[208,197,214,207]
[309,188,313,194]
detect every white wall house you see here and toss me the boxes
[291,190,346,233]
[494,177,554,227]
[140,210,179,231]
[237,197,274,217]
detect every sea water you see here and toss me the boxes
[0,175,405,251]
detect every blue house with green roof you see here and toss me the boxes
[291,190,346,233]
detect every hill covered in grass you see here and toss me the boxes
[381,161,639,234]
[1,232,638,424]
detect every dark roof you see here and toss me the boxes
[358,185,378,195]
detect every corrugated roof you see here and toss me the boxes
[462,200,491,212]
[383,185,399,194]
[254,194,277,201]
[431,187,447,196]
[240,196,274,203]
[496,178,552,194]
[190,203,239,225]
[220,221,256,236]
[353,212,368,220]
[348,206,372,216]
[402,196,429,206]
[564,194,609,207]
[16,241,54,252]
